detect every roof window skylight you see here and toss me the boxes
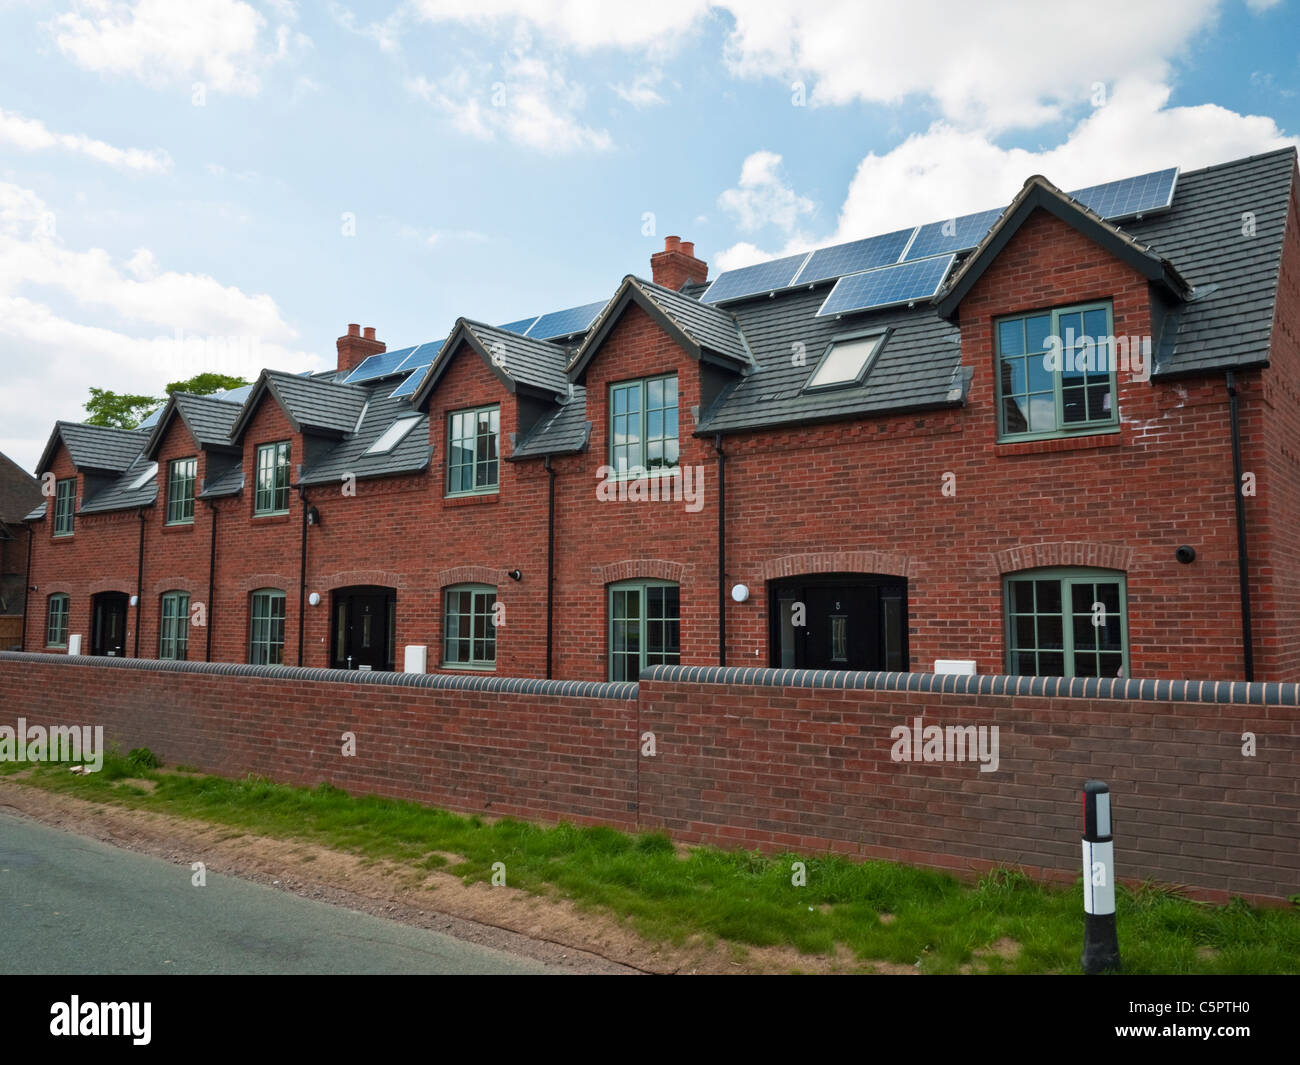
[129,462,159,490]
[364,417,420,456]
[804,331,888,392]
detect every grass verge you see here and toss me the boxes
[3,751,1297,974]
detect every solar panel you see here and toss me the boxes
[1069,167,1177,221]
[499,316,540,335]
[396,340,444,372]
[816,254,957,318]
[526,300,607,340]
[342,346,418,384]
[903,208,1004,261]
[389,364,432,399]
[792,228,916,286]
[700,252,811,304]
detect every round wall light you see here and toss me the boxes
[129,594,139,607]
[308,592,322,607]
[1175,545,1196,565]
[731,583,750,603]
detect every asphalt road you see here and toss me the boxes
[0,813,553,975]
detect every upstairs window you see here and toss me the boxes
[53,478,75,536]
[167,457,197,524]
[159,591,190,660]
[610,375,678,476]
[255,442,291,515]
[1005,568,1127,679]
[996,302,1117,440]
[447,406,499,495]
[46,594,70,648]
[803,330,887,392]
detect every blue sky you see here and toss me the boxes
[1,0,1297,471]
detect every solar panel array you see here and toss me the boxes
[499,316,540,336]
[1069,167,1178,222]
[699,166,1179,307]
[386,339,445,399]
[792,229,915,286]
[700,252,810,304]
[816,254,957,318]
[342,345,420,384]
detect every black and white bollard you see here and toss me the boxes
[1081,779,1121,973]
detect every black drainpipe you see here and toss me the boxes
[1226,371,1255,681]
[714,434,726,667]
[20,519,34,650]
[205,498,219,662]
[296,486,309,667]
[545,455,556,680]
[134,507,146,658]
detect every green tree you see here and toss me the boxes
[164,372,249,397]
[83,387,160,430]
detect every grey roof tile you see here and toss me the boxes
[512,387,591,457]
[80,452,158,514]
[40,422,149,474]
[298,386,432,486]
[174,392,241,447]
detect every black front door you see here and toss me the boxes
[770,575,907,671]
[331,587,395,670]
[91,592,128,657]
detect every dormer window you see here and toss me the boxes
[803,330,887,392]
[996,301,1118,440]
[167,457,196,524]
[609,374,678,476]
[53,478,75,536]
[255,442,291,515]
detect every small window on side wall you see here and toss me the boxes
[46,594,70,648]
[1004,568,1127,679]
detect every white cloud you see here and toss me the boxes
[330,1,407,52]
[411,0,710,51]
[0,180,318,471]
[717,150,814,233]
[408,49,612,153]
[714,78,1298,268]
[0,106,172,174]
[1244,0,1281,11]
[49,0,306,96]
[611,69,667,108]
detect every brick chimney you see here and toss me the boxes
[336,323,385,374]
[651,235,708,291]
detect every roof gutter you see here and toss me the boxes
[1226,371,1255,681]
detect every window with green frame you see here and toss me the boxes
[443,584,497,668]
[249,588,286,665]
[53,478,75,536]
[608,580,680,681]
[1005,568,1127,678]
[609,375,678,476]
[159,591,190,660]
[254,442,291,515]
[46,594,69,648]
[996,301,1117,440]
[167,457,197,524]
[447,406,499,495]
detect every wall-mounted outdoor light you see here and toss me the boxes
[308,592,321,607]
[507,569,522,582]
[129,594,139,607]
[307,506,321,526]
[1175,545,1196,564]
[731,583,750,603]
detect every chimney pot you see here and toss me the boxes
[336,323,385,374]
[650,234,708,291]
[664,235,681,253]
[348,323,361,337]
[680,241,694,258]
[363,326,376,341]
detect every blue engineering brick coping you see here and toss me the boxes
[3,652,1299,705]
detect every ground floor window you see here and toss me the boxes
[1005,568,1127,678]
[249,589,286,665]
[46,593,69,648]
[159,591,190,660]
[609,580,680,681]
[443,584,496,668]
[769,574,907,671]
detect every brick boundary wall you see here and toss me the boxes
[0,653,1296,903]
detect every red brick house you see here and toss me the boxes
[20,148,1300,682]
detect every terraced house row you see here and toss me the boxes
[18,148,1300,682]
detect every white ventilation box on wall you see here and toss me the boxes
[934,659,976,675]
[67,634,82,655]
[403,645,427,674]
